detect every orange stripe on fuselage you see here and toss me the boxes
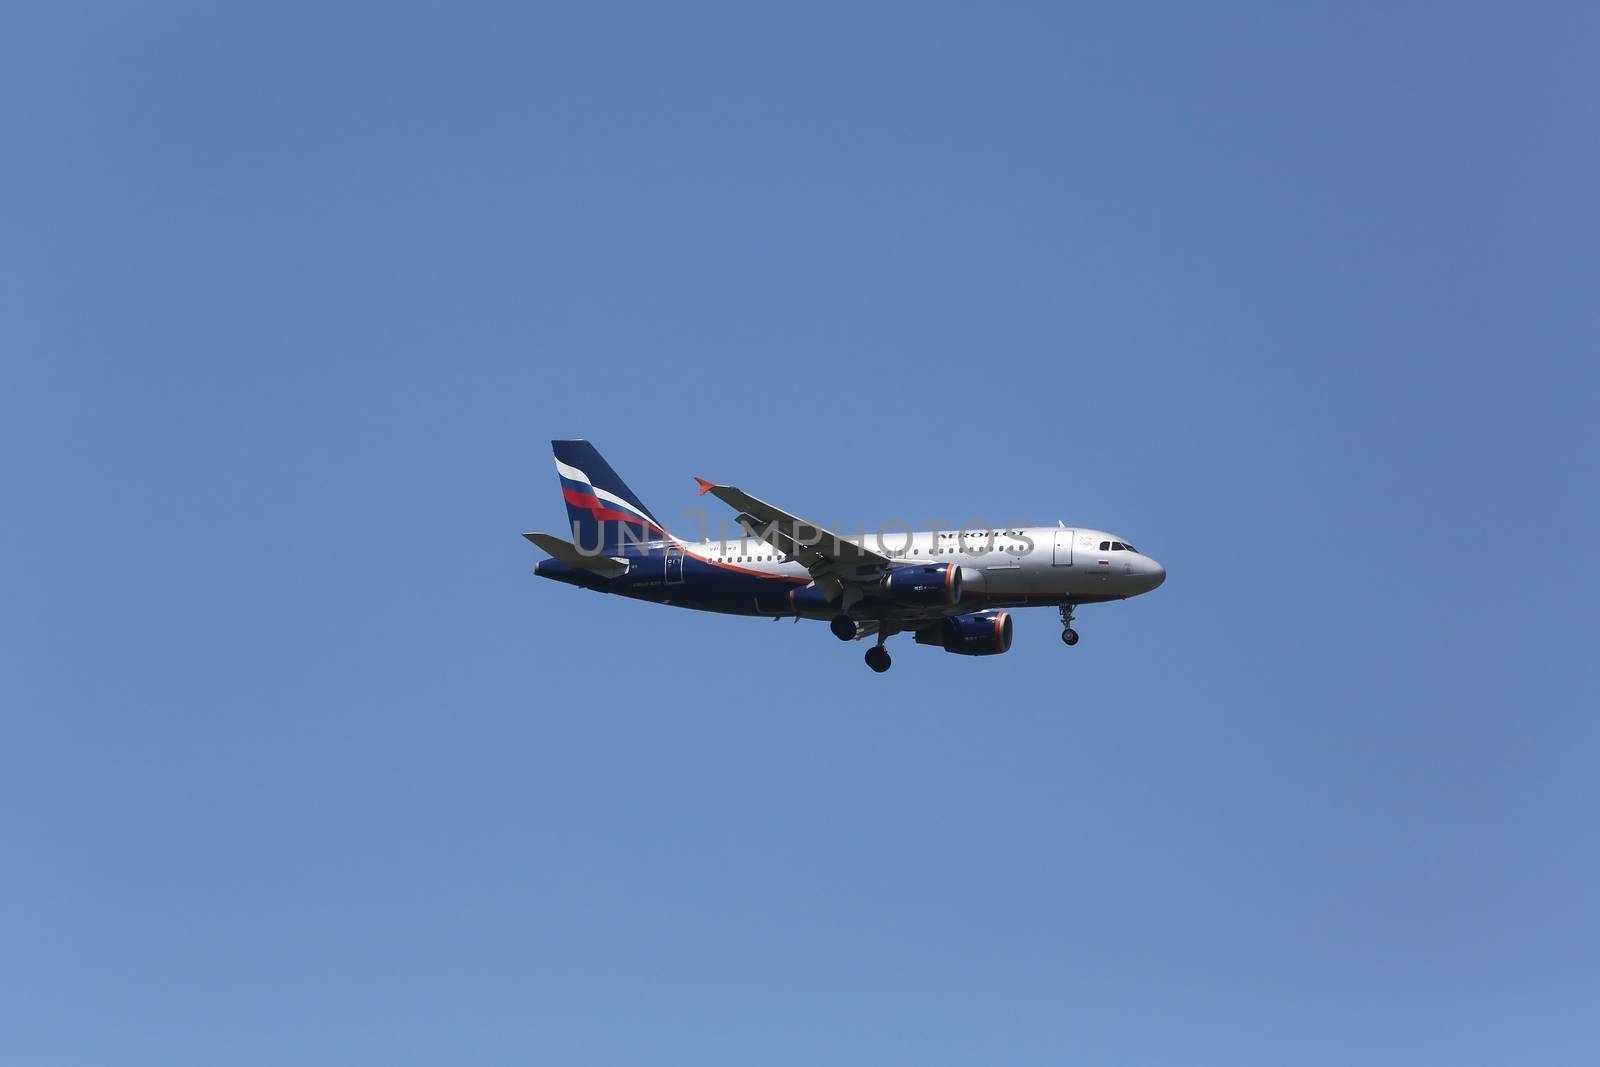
[676,543,810,584]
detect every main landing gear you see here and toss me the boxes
[1059,603,1080,646]
[834,613,892,671]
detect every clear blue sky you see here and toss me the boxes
[5,4,1597,1065]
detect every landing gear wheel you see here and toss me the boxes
[865,646,892,673]
[830,615,857,642]
[1058,603,1079,647]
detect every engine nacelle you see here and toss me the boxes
[785,584,833,615]
[916,610,1014,656]
[879,562,961,607]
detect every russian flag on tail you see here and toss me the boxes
[552,439,667,552]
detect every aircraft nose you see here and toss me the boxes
[1143,557,1166,591]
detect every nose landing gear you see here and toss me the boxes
[1059,603,1080,646]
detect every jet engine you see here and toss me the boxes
[786,584,833,615]
[879,562,961,607]
[915,610,1013,656]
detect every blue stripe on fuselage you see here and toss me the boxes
[535,543,1065,617]
[538,542,806,616]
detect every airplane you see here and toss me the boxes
[526,440,1166,672]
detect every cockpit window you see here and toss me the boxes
[1099,541,1109,551]
[1123,543,1137,553]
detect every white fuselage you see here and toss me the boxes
[673,525,1166,605]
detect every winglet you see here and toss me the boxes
[694,477,716,496]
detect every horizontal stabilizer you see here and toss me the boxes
[522,532,630,577]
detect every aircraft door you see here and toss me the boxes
[664,545,684,585]
[1052,528,1075,566]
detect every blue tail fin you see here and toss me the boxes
[552,440,666,552]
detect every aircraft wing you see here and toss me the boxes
[696,477,892,602]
